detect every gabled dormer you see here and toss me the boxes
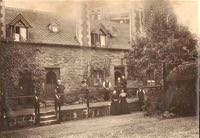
[91,23,109,48]
[7,14,32,42]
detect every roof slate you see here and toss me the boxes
[5,7,130,50]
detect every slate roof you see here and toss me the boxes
[5,7,131,50]
[90,20,130,49]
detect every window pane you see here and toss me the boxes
[92,70,104,85]
[15,26,20,34]
[20,28,27,41]
[95,34,99,42]
[100,35,106,47]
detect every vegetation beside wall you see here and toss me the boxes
[0,41,44,110]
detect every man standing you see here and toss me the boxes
[121,76,127,92]
[136,87,146,111]
[81,80,90,117]
[102,77,112,101]
[55,80,65,115]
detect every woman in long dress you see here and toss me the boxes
[119,89,130,114]
[110,90,120,115]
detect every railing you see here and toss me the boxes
[53,85,163,120]
[0,94,41,130]
[0,85,163,130]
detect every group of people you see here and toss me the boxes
[57,76,146,116]
[102,76,129,115]
[102,76,127,101]
[102,76,146,115]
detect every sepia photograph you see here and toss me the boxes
[0,0,199,137]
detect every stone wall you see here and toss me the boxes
[14,42,128,93]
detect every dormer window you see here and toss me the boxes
[7,14,32,42]
[91,29,106,47]
[14,26,27,41]
[48,23,59,33]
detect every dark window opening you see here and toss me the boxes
[146,69,155,80]
[114,71,122,84]
[15,26,20,34]
[92,70,104,85]
[91,31,106,47]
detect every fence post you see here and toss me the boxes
[162,62,167,111]
[58,96,61,122]
[0,93,4,131]
[86,92,90,118]
[38,99,40,125]
[34,96,40,125]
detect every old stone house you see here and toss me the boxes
[0,2,135,98]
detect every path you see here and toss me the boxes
[1,112,198,138]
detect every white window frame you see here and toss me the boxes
[100,34,106,47]
[13,26,27,41]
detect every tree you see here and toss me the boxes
[128,1,197,83]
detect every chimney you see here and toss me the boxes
[0,0,5,40]
[76,2,91,46]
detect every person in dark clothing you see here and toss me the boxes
[54,80,65,116]
[55,80,65,106]
[121,76,127,92]
[33,82,47,107]
[136,87,146,111]
[33,94,40,125]
[115,77,123,96]
[110,90,120,115]
[81,80,90,117]
[119,89,129,114]
[102,77,112,101]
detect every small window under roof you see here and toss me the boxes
[48,23,59,33]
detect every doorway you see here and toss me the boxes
[45,68,60,99]
[114,66,125,85]
[19,70,33,105]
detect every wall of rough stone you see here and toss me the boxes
[10,42,128,93]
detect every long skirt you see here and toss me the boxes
[120,99,130,114]
[110,100,120,115]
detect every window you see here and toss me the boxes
[8,14,31,42]
[100,34,106,47]
[20,28,27,41]
[48,23,59,33]
[15,26,20,34]
[91,30,106,47]
[147,69,154,80]
[14,26,27,41]
[93,70,104,85]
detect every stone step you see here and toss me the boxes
[40,110,56,116]
[40,114,57,121]
[40,119,58,126]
